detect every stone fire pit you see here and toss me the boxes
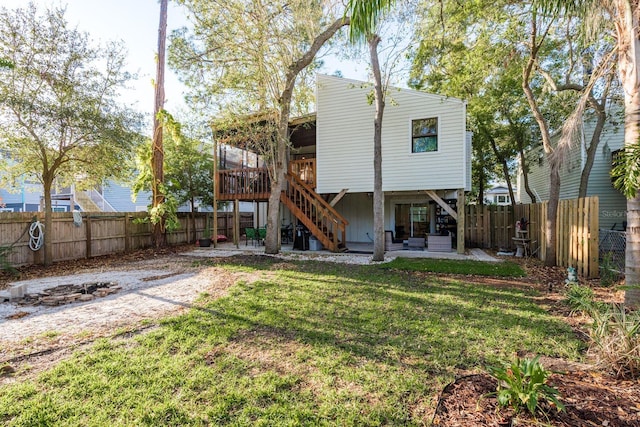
[3,282,121,307]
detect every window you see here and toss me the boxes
[412,118,438,153]
[497,195,510,204]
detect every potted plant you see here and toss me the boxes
[198,218,212,247]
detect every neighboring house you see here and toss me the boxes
[0,144,257,214]
[516,119,627,231]
[484,185,514,206]
[217,74,472,252]
[0,179,43,212]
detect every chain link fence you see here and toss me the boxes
[599,229,626,275]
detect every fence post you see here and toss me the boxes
[589,197,599,278]
[85,213,92,259]
[124,213,131,252]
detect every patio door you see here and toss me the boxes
[394,203,429,239]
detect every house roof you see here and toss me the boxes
[317,74,467,105]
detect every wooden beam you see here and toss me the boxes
[234,199,240,248]
[329,189,349,207]
[425,190,457,220]
[457,189,465,254]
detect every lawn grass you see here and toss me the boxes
[383,257,526,277]
[0,257,581,426]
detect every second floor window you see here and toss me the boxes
[412,118,438,153]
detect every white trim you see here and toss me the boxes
[462,102,468,190]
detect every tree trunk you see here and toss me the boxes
[265,125,287,254]
[486,130,516,209]
[263,17,350,254]
[478,168,485,206]
[618,1,640,307]
[369,35,385,262]
[42,176,53,267]
[522,23,558,266]
[151,0,168,248]
[546,168,560,266]
[519,146,537,203]
[190,197,196,243]
[578,97,608,198]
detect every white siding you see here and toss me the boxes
[333,193,374,242]
[316,75,468,194]
[517,120,627,230]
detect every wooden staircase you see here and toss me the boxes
[281,172,348,252]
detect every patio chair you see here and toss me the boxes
[385,230,404,251]
[258,227,267,245]
[245,227,257,246]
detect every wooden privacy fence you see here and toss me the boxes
[464,205,513,250]
[466,196,599,278]
[0,211,253,267]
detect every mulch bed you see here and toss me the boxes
[433,371,640,426]
[433,254,639,426]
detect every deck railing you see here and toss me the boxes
[217,159,316,201]
[217,168,271,201]
[289,158,316,188]
[281,172,347,252]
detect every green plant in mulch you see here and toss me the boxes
[0,245,17,276]
[487,356,564,415]
[564,283,598,316]
[599,252,621,287]
[589,303,640,378]
[563,284,640,378]
[383,257,525,277]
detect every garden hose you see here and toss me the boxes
[28,221,44,251]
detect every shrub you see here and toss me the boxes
[564,284,597,316]
[588,303,640,378]
[599,253,621,287]
[487,356,564,415]
[0,245,17,276]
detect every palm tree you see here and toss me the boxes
[346,0,396,261]
[540,0,639,307]
[346,0,395,43]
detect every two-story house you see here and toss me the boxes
[216,75,472,253]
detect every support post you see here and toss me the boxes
[234,199,240,248]
[212,135,218,248]
[457,189,465,255]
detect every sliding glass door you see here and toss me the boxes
[394,203,429,239]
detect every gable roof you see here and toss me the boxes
[316,74,467,106]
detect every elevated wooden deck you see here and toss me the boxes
[216,158,347,252]
[217,159,315,201]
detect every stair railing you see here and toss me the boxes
[282,172,347,251]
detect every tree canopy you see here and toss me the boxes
[0,3,143,264]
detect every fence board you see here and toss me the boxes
[0,211,254,267]
[464,196,598,278]
[589,197,599,277]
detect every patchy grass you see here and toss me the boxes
[383,257,526,277]
[0,257,579,426]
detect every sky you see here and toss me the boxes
[2,0,371,134]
